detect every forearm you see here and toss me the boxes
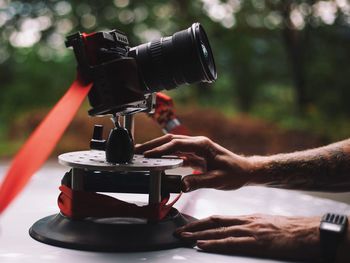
[248,139,350,192]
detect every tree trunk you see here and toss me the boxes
[281,1,309,114]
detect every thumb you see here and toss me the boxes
[182,171,222,192]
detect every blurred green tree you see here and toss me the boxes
[0,0,349,140]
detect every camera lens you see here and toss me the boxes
[129,23,217,92]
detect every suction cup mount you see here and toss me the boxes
[30,209,195,252]
[30,150,195,251]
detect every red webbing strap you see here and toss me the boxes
[152,93,189,135]
[0,75,92,214]
[58,185,182,220]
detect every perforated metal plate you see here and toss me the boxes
[58,151,183,172]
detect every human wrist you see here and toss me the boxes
[245,155,271,186]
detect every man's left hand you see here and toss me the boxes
[176,214,321,261]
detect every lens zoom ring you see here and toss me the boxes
[149,40,169,89]
[150,40,162,62]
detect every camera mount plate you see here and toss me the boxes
[58,151,183,172]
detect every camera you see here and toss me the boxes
[66,23,217,116]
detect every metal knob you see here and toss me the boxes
[90,125,106,150]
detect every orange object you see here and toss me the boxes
[0,75,92,214]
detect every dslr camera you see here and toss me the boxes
[66,23,217,117]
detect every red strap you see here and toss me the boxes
[58,185,182,221]
[0,75,92,214]
[152,92,189,135]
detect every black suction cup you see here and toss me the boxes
[29,208,195,252]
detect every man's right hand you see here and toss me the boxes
[135,134,256,192]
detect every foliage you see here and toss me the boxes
[0,0,350,143]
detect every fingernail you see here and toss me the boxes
[182,180,191,192]
[173,230,182,237]
[197,240,207,247]
[175,227,184,234]
[180,232,193,238]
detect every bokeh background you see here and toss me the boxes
[1,0,350,159]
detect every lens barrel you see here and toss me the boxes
[129,23,217,92]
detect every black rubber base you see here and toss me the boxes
[29,208,195,252]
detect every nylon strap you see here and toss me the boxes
[0,75,92,214]
[58,184,182,221]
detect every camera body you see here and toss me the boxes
[66,23,217,117]
[66,30,152,116]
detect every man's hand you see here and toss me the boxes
[135,134,255,192]
[176,214,321,261]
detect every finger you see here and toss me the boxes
[180,226,250,240]
[134,134,188,153]
[180,154,206,171]
[182,170,227,192]
[144,137,213,159]
[197,236,256,254]
[176,216,247,234]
